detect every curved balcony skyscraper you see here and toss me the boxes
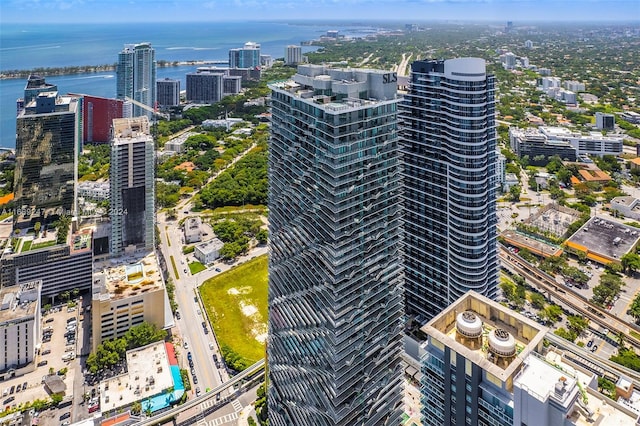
[400,58,498,322]
[268,65,404,426]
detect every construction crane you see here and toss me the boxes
[124,96,170,120]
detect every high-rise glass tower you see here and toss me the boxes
[228,41,261,69]
[400,58,498,322]
[116,43,156,118]
[268,65,404,426]
[14,79,80,226]
[109,117,155,255]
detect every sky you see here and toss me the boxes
[2,0,639,23]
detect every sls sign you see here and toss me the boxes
[383,72,397,84]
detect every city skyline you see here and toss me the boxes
[2,0,639,23]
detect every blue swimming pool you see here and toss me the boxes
[141,366,185,413]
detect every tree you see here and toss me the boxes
[628,294,640,324]
[34,221,41,235]
[255,229,268,245]
[598,377,616,399]
[59,290,70,302]
[529,292,546,310]
[621,252,640,275]
[567,315,589,337]
[540,304,563,324]
[509,185,521,202]
[131,401,142,415]
[51,393,63,405]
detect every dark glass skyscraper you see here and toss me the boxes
[268,65,404,425]
[14,81,79,225]
[400,58,498,322]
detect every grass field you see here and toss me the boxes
[199,254,267,370]
[188,261,206,274]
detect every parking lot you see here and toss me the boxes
[0,303,83,425]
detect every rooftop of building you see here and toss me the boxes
[422,291,548,385]
[111,117,151,143]
[99,341,173,413]
[539,126,624,141]
[70,227,93,254]
[611,196,638,209]
[93,251,164,301]
[515,351,639,425]
[578,169,612,182]
[270,64,398,111]
[566,216,640,263]
[0,281,39,323]
[185,217,201,229]
[196,238,224,254]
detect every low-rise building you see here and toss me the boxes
[539,126,623,157]
[0,229,93,299]
[621,111,640,124]
[78,181,110,201]
[183,217,202,243]
[566,216,640,265]
[595,112,615,130]
[91,251,170,351]
[509,128,577,165]
[99,341,184,415]
[0,281,40,379]
[194,238,224,265]
[610,196,640,221]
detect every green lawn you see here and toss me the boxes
[28,240,57,251]
[20,240,32,252]
[199,255,267,370]
[188,261,206,274]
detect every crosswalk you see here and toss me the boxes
[195,399,243,426]
[196,412,238,426]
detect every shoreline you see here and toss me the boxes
[0,60,229,80]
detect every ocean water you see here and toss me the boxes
[0,21,377,149]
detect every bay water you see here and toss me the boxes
[1,21,378,149]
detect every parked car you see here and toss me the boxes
[183,342,189,350]
[196,387,201,396]
[45,318,54,323]
[175,311,181,320]
[41,349,51,355]
[215,268,221,272]
[187,351,192,361]
[193,375,198,384]
[591,345,598,353]
[587,340,593,348]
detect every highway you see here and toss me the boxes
[499,245,640,349]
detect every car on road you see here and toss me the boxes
[45,318,54,323]
[194,296,198,303]
[4,396,14,404]
[184,269,188,273]
[183,342,189,349]
[587,340,593,348]
[37,360,48,367]
[193,375,198,384]
[202,321,207,328]
[175,311,181,320]
[60,412,71,420]
[41,349,51,355]
[187,351,192,361]
[591,345,598,353]
[209,342,214,350]
[203,328,209,334]
[215,268,221,272]
[15,384,20,393]
[197,309,201,316]
[9,386,14,394]
[196,387,201,396]
[22,382,27,391]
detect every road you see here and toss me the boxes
[156,140,264,400]
[501,247,640,350]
